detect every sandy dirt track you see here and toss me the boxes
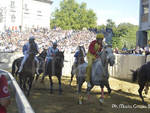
[8,76,150,113]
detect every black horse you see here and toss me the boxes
[131,61,150,104]
[18,42,38,96]
[11,48,47,80]
[44,51,64,94]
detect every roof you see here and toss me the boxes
[33,0,53,4]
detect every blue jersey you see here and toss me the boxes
[46,47,59,59]
[23,42,38,55]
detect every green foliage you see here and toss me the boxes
[112,37,123,49]
[97,20,139,50]
[117,23,138,49]
[50,0,97,30]
[106,19,116,28]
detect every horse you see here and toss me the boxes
[18,43,40,96]
[70,45,86,85]
[11,48,47,80]
[44,51,64,94]
[131,61,150,104]
[35,49,47,81]
[11,56,23,77]
[76,45,115,104]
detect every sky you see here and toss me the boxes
[51,0,140,25]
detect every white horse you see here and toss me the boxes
[76,45,115,104]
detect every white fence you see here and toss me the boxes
[0,52,149,81]
[0,69,35,113]
[109,54,146,80]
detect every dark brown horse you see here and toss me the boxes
[131,61,150,104]
[11,48,47,80]
[44,51,64,94]
[18,42,38,96]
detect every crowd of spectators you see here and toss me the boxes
[0,28,150,55]
[0,28,96,53]
[114,45,150,55]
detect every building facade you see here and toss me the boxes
[0,0,52,32]
[137,0,150,47]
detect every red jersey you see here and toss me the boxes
[88,40,103,57]
[0,75,10,113]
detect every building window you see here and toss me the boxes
[11,15,16,22]
[37,10,42,16]
[0,9,3,23]
[24,4,28,11]
[143,5,149,14]
[37,10,42,13]
[10,1,15,8]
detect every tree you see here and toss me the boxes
[104,19,138,49]
[50,0,97,30]
[106,19,116,28]
[112,23,138,49]
[112,36,123,49]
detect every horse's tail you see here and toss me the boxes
[130,69,139,82]
[12,59,17,76]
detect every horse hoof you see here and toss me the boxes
[99,98,104,104]
[143,101,147,106]
[79,100,82,105]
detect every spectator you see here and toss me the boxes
[122,44,128,52]
[114,47,119,54]
[0,74,11,113]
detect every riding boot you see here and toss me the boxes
[18,54,28,73]
[18,65,23,73]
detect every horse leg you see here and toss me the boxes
[19,75,23,89]
[78,80,84,105]
[86,83,94,94]
[70,66,75,86]
[99,83,105,104]
[23,78,27,95]
[144,82,149,95]
[58,76,62,95]
[77,77,85,104]
[86,83,94,100]
[35,73,40,82]
[49,75,53,94]
[104,80,111,94]
[27,76,34,96]
[70,73,74,86]
[77,77,85,93]
[138,82,145,103]
[16,68,19,77]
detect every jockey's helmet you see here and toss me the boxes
[29,36,35,41]
[96,33,104,40]
[53,41,57,46]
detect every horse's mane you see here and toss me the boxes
[38,49,47,59]
[29,42,38,55]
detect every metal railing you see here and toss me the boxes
[0,69,35,113]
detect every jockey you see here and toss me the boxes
[41,41,59,82]
[74,46,86,66]
[18,36,39,74]
[46,41,59,63]
[86,33,104,87]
